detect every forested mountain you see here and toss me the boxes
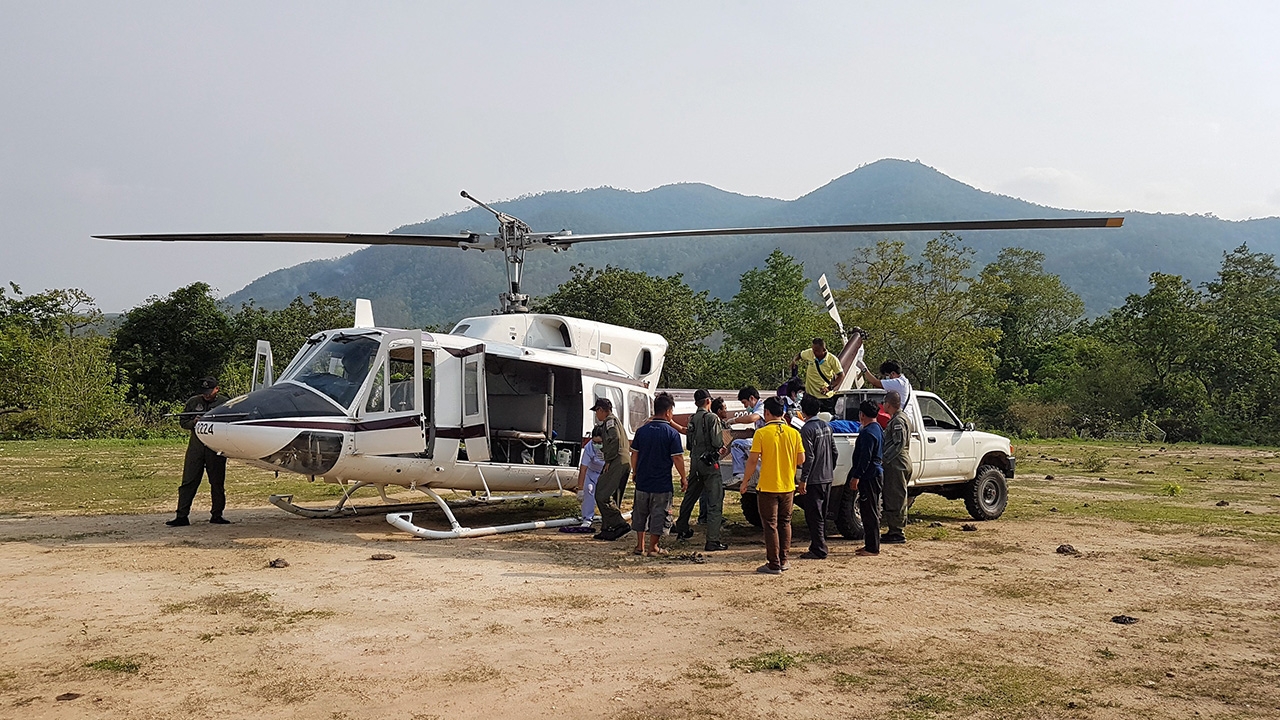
[227,159,1280,328]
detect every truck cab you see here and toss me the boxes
[830,387,1014,520]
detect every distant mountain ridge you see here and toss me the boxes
[227,159,1280,328]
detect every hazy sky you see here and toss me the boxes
[3,1,1278,312]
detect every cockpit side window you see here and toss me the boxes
[287,334,380,409]
[387,344,416,412]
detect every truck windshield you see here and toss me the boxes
[285,334,380,409]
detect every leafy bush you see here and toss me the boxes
[1078,450,1109,473]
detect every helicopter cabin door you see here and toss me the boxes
[352,331,425,456]
[460,347,491,461]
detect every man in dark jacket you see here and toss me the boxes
[797,394,837,560]
[848,400,883,556]
[167,377,229,527]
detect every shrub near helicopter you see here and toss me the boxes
[98,192,1122,539]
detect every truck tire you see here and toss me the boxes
[965,465,1008,520]
[740,492,762,528]
[826,483,865,540]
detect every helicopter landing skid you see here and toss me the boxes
[269,482,439,518]
[386,486,619,540]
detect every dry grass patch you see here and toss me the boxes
[530,593,596,610]
[682,661,733,689]
[441,663,501,683]
[161,589,334,628]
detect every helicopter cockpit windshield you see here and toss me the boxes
[285,333,381,410]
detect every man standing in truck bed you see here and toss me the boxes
[793,338,845,413]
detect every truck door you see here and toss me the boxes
[352,331,425,456]
[905,399,925,485]
[917,395,971,481]
[461,348,491,462]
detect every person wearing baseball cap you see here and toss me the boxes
[673,389,729,551]
[166,376,230,527]
[589,396,632,541]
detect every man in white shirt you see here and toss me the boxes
[729,387,765,480]
[857,359,913,408]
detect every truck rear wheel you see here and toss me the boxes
[965,465,1008,520]
[740,492,762,528]
[826,483,865,540]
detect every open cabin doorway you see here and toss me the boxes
[483,357,583,467]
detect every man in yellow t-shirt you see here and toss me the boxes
[792,338,845,412]
[741,397,806,575]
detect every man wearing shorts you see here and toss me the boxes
[629,393,687,556]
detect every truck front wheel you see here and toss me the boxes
[965,465,1008,520]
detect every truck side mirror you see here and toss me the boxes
[964,421,975,432]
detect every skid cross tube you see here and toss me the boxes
[386,486,585,539]
[269,482,440,518]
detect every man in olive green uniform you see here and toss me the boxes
[166,377,229,527]
[880,390,912,544]
[674,389,729,551]
[590,397,632,541]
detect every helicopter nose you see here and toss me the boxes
[199,421,311,461]
[197,383,352,471]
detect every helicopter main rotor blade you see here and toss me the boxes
[544,217,1124,245]
[94,231,485,248]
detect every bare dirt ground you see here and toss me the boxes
[1,441,1279,719]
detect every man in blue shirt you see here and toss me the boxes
[629,393,688,557]
[848,400,884,557]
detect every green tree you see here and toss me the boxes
[535,264,721,387]
[1033,331,1148,431]
[112,283,233,404]
[720,249,837,390]
[1,283,102,339]
[833,234,998,415]
[975,248,1085,383]
[1098,272,1209,440]
[1,285,136,437]
[1200,245,1280,441]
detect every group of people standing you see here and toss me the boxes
[573,338,918,575]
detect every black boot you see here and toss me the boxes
[209,516,231,525]
[165,517,190,527]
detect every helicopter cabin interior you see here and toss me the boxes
[480,356,584,465]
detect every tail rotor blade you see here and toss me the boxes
[818,274,846,341]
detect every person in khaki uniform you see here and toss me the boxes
[167,376,229,527]
[880,390,912,544]
[674,389,729,551]
[590,397,632,541]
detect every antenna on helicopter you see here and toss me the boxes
[461,190,536,314]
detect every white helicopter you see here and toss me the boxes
[99,193,1122,539]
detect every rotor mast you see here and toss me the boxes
[461,191,536,314]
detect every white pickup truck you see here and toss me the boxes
[732,387,1015,536]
